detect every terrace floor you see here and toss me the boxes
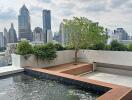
[29,67,132,100]
[45,62,89,72]
[81,71,132,88]
[0,66,24,76]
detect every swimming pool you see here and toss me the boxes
[0,73,100,100]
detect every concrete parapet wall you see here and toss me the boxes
[12,50,132,70]
[79,50,132,67]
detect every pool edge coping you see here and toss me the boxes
[25,67,132,100]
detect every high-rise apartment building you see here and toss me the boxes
[59,19,69,46]
[114,28,129,40]
[42,10,52,43]
[18,5,32,41]
[47,30,52,43]
[8,23,17,43]
[4,28,9,46]
[106,28,119,45]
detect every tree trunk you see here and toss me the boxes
[74,49,78,65]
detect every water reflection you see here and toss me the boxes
[0,73,99,100]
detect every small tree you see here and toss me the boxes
[64,17,107,64]
[16,40,32,55]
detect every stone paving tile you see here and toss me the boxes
[82,71,132,88]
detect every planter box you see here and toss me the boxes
[12,54,28,67]
[12,50,75,68]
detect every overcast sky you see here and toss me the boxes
[0,0,132,35]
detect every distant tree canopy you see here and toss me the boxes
[64,17,108,49]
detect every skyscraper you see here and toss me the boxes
[59,19,69,46]
[0,32,4,47]
[4,28,9,46]
[18,5,32,41]
[8,23,17,43]
[42,10,52,43]
[47,30,52,43]
[33,27,44,43]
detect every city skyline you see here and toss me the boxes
[0,0,132,35]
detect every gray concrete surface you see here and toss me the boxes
[82,71,132,88]
[0,66,24,76]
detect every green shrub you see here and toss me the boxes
[89,42,106,50]
[65,46,75,50]
[128,44,132,51]
[105,45,111,50]
[33,43,57,61]
[110,40,128,51]
[54,44,65,51]
[16,40,32,55]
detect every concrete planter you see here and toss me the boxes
[12,54,28,67]
[12,50,75,68]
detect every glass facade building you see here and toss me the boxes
[18,5,32,41]
[42,10,51,43]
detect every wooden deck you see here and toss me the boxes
[26,62,132,100]
[26,67,132,100]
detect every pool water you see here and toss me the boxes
[0,73,99,100]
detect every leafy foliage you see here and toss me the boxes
[88,40,130,51]
[64,17,107,50]
[64,17,107,63]
[33,43,57,61]
[128,44,132,51]
[16,40,32,55]
[89,42,106,50]
[54,44,66,51]
[110,40,128,51]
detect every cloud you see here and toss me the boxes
[38,0,51,3]
[81,2,108,13]
[30,6,42,14]
[110,0,130,8]
[0,0,132,35]
[0,9,17,21]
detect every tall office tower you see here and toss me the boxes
[8,23,17,43]
[42,10,52,43]
[33,27,44,43]
[0,32,4,47]
[4,28,9,46]
[59,19,69,46]
[18,5,32,41]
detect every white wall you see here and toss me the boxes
[12,50,132,69]
[12,50,75,68]
[79,50,132,66]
